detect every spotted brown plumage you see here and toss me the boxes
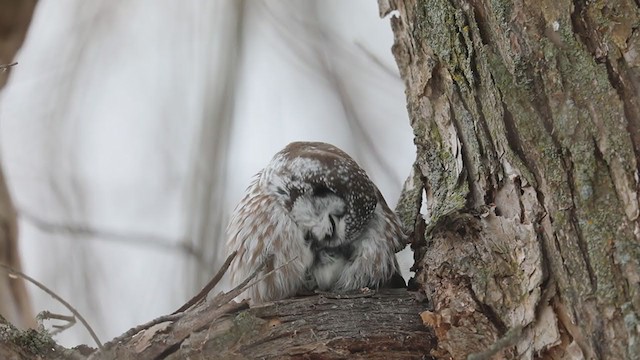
[226,141,407,303]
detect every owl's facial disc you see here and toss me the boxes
[290,190,348,248]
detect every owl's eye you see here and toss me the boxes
[304,231,313,242]
[313,185,333,197]
[328,215,336,233]
[333,209,346,218]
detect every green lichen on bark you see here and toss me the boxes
[408,96,469,229]
[473,0,637,354]
[394,166,423,233]
[407,0,473,226]
[391,0,640,357]
[0,322,56,356]
[202,311,266,353]
[538,11,637,313]
[411,0,636,308]
[485,46,597,305]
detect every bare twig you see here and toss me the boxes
[92,252,261,358]
[0,62,17,72]
[36,311,76,335]
[209,254,274,305]
[0,262,103,349]
[214,255,299,305]
[173,250,237,314]
[93,250,240,357]
[91,254,298,359]
[95,312,184,355]
[242,256,298,294]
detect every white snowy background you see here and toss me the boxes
[0,0,414,346]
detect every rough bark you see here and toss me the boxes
[107,290,434,359]
[384,0,640,358]
[0,0,37,329]
[0,289,436,360]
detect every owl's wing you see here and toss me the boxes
[226,174,313,303]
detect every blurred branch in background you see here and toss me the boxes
[0,62,18,72]
[18,208,205,266]
[251,0,411,193]
[183,0,245,291]
[0,0,37,330]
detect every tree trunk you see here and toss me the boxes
[383,0,640,358]
[0,0,37,329]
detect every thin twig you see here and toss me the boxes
[97,312,184,353]
[242,256,298,294]
[209,255,274,306]
[215,255,299,305]
[91,255,297,358]
[36,311,76,335]
[173,250,237,314]
[92,250,240,357]
[0,62,17,72]
[0,262,103,349]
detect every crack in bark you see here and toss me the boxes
[561,146,599,292]
[501,103,529,177]
[603,51,640,167]
[514,177,526,224]
[448,94,483,207]
[592,138,632,302]
[468,0,492,47]
[569,0,640,201]
[465,278,507,335]
[569,0,603,62]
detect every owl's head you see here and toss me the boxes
[263,142,379,245]
[289,185,348,248]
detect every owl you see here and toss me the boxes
[226,141,407,303]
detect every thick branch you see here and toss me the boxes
[95,289,434,360]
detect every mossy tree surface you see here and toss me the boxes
[383,0,640,358]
